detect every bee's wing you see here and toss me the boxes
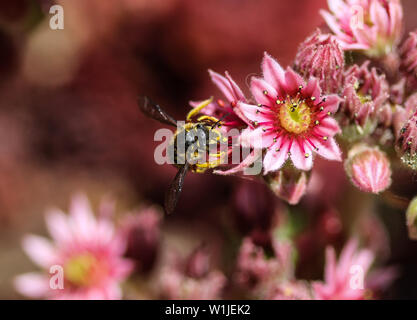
[164,162,189,215]
[138,96,177,126]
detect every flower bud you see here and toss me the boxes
[265,166,310,205]
[294,30,344,94]
[344,144,392,194]
[406,197,417,240]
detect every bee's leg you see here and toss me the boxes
[186,97,213,120]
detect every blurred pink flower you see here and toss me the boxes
[14,193,133,300]
[294,30,345,94]
[321,0,403,57]
[313,239,374,300]
[238,53,342,173]
[234,237,294,291]
[159,245,226,300]
[344,144,392,193]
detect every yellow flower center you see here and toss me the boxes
[279,100,311,134]
[64,254,98,287]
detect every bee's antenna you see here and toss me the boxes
[211,112,231,129]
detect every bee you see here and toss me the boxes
[138,96,229,214]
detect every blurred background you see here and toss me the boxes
[1,0,417,299]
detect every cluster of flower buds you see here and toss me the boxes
[158,245,226,300]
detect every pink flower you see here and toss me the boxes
[191,70,248,130]
[294,30,345,94]
[234,238,281,289]
[321,0,403,57]
[14,193,133,300]
[238,53,342,173]
[399,30,417,91]
[158,246,226,300]
[313,239,374,300]
[344,144,392,193]
[234,237,295,294]
[341,61,389,127]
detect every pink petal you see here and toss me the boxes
[251,77,277,106]
[263,139,290,174]
[370,0,389,38]
[69,193,97,240]
[311,136,342,162]
[225,71,245,101]
[282,68,305,94]
[302,77,321,101]
[337,239,358,280]
[209,70,243,102]
[314,117,342,137]
[262,52,285,91]
[290,140,313,171]
[45,208,72,244]
[22,235,56,268]
[239,127,275,149]
[320,10,350,42]
[237,102,273,126]
[214,150,260,176]
[14,273,50,298]
[318,94,342,114]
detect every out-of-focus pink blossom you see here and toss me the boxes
[344,144,392,194]
[341,61,389,127]
[14,193,134,300]
[321,0,403,58]
[400,30,417,90]
[234,237,295,292]
[313,239,374,300]
[234,238,280,289]
[265,167,310,205]
[158,246,226,300]
[294,30,345,94]
[238,53,342,173]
